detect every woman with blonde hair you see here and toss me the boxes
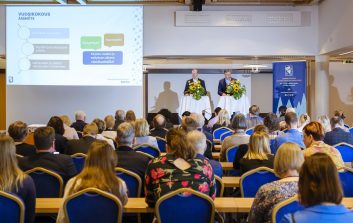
[298,113,311,132]
[317,115,331,133]
[60,115,79,140]
[239,131,274,174]
[57,140,128,223]
[125,110,136,123]
[212,109,231,132]
[133,118,159,149]
[0,135,36,223]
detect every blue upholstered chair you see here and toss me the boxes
[270,139,276,154]
[334,142,353,162]
[215,176,224,197]
[349,128,353,134]
[115,167,142,197]
[133,144,161,158]
[156,137,167,152]
[71,153,87,173]
[64,188,123,223]
[240,167,278,197]
[339,167,353,197]
[226,146,239,162]
[272,196,303,223]
[245,128,254,135]
[25,167,63,198]
[0,191,25,223]
[156,188,215,223]
[220,131,233,142]
[213,127,233,140]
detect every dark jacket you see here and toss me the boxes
[239,154,274,175]
[324,127,353,146]
[184,78,207,95]
[150,127,168,139]
[65,136,97,155]
[217,78,237,96]
[70,120,87,132]
[16,143,36,157]
[54,134,68,154]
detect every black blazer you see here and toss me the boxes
[70,120,87,132]
[65,136,97,155]
[218,78,237,96]
[324,128,353,146]
[54,134,68,154]
[18,152,77,183]
[16,143,36,157]
[150,127,168,139]
[116,146,150,181]
[184,79,207,95]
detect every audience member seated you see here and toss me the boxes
[334,110,349,131]
[303,122,344,169]
[113,109,125,130]
[324,116,353,146]
[207,107,222,130]
[125,110,136,124]
[190,113,213,156]
[115,122,150,181]
[249,142,304,223]
[8,121,36,157]
[92,118,115,149]
[239,131,274,175]
[157,108,174,129]
[221,113,250,162]
[104,115,115,131]
[56,140,128,223]
[187,130,222,177]
[278,105,287,122]
[317,115,331,133]
[0,135,36,223]
[181,111,191,118]
[133,118,159,148]
[298,113,311,132]
[264,112,282,139]
[274,112,305,153]
[212,109,231,132]
[65,123,98,155]
[281,153,353,223]
[60,115,79,140]
[149,114,168,139]
[18,127,77,183]
[70,110,87,133]
[145,128,215,207]
[246,105,264,129]
[47,116,69,154]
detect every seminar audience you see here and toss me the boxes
[281,153,353,222]
[249,143,304,223]
[125,110,136,123]
[149,114,168,139]
[212,109,231,132]
[145,128,215,207]
[133,118,159,149]
[263,112,282,139]
[70,110,87,133]
[18,127,77,183]
[66,123,98,155]
[246,105,264,129]
[47,116,69,154]
[8,121,36,157]
[56,140,128,223]
[92,118,115,149]
[0,135,36,223]
[60,115,79,140]
[113,109,125,130]
[323,116,353,146]
[104,115,115,131]
[207,107,222,129]
[298,113,311,132]
[317,115,331,133]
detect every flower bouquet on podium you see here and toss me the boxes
[225,80,246,100]
[187,80,205,100]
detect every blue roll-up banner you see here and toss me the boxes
[273,61,307,115]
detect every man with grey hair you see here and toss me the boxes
[71,110,87,133]
[114,109,125,130]
[150,114,168,139]
[187,130,222,177]
[115,122,149,180]
[324,116,353,146]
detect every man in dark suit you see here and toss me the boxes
[218,69,237,96]
[65,123,98,155]
[324,116,353,146]
[183,68,207,95]
[8,121,36,157]
[150,114,168,139]
[18,127,77,183]
[70,111,87,133]
[115,122,150,181]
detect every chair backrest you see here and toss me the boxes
[0,191,25,223]
[245,128,254,135]
[156,188,215,223]
[206,139,213,152]
[133,144,161,158]
[25,167,64,198]
[338,167,353,197]
[350,128,353,134]
[213,127,233,140]
[215,176,224,197]
[71,153,87,173]
[270,139,276,154]
[16,154,24,159]
[240,167,278,197]
[115,167,142,197]
[272,196,304,223]
[156,137,167,152]
[136,151,155,160]
[334,142,353,162]
[220,131,233,142]
[64,187,123,223]
[226,146,239,162]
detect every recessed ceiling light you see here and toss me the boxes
[339,50,353,56]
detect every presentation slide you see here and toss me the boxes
[6,6,143,86]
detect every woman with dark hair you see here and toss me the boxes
[145,128,216,207]
[47,116,68,154]
[303,121,344,169]
[264,112,281,138]
[281,153,353,222]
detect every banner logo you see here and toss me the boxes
[285,65,293,76]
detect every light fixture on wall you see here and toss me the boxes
[243,64,267,73]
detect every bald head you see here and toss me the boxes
[153,114,166,129]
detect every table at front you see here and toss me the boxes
[217,95,250,116]
[36,198,353,214]
[179,95,212,119]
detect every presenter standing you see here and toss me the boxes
[217,69,237,96]
[184,68,207,95]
